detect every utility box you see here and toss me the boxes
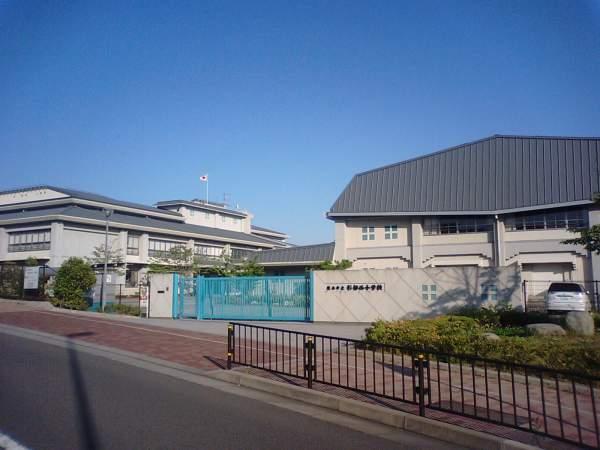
[148,273,174,318]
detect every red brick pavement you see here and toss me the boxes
[0,304,593,450]
[0,307,228,370]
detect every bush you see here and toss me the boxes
[104,303,140,316]
[51,258,96,310]
[365,318,600,377]
[365,316,488,355]
[593,313,600,330]
[450,304,552,328]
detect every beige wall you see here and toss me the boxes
[312,265,523,322]
[344,218,410,248]
[148,273,174,318]
[0,188,68,206]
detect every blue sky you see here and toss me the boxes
[1,1,599,244]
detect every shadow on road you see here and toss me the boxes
[66,332,100,450]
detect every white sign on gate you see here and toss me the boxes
[23,267,40,290]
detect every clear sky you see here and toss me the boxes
[1,1,599,244]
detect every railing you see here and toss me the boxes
[227,322,600,449]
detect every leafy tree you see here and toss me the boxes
[562,196,600,254]
[562,225,600,255]
[316,259,353,270]
[86,243,125,275]
[24,257,39,267]
[236,259,265,276]
[52,257,96,310]
[148,246,199,275]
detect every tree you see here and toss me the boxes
[52,257,97,310]
[24,257,39,267]
[86,243,125,275]
[148,246,199,275]
[316,259,353,270]
[562,225,600,255]
[562,196,600,255]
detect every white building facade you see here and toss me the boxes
[0,186,289,285]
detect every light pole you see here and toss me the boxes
[100,209,113,311]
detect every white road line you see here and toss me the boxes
[0,431,29,450]
[31,310,228,346]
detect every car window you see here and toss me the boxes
[548,283,582,292]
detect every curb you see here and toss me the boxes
[207,370,540,450]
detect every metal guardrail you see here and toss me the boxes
[227,322,600,449]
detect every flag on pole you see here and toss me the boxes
[200,175,208,182]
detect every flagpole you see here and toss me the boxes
[206,175,209,203]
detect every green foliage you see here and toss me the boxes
[104,303,140,316]
[450,304,551,328]
[236,259,265,276]
[593,312,600,330]
[148,246,198,275]
[365,316,488,355]
[24,257,39,267]
[562,224,600,255]
[488,326,530,337]
[316,260,353,270]
[199,255,266,277]
[52,258,96,310]
[86,243,125,275]
[365,317,600,376]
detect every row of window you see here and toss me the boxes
[189,209,241,224]
[194,245,223,258]
[361,225,398,241]
[423,217,493,235]
[504,209,587,231]
[7,230,51,252]
[421,284,497,302]
[361,209,588,239]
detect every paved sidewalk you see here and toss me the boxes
[0,300,583,450]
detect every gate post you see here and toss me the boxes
[415,353,427,416]
[196,276,204,320]
[522,280,528,312]
[305,336,314,389]
[227,323,234,370]
[266,278,272,319]
[172,273,179,319]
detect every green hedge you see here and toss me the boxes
[365,317,600,377]
[103,303,141,316]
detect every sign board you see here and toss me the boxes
[106,274,112,283]
[23,267,40,290]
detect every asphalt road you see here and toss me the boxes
[0,332,454,450]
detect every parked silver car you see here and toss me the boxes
[545,282,591,313]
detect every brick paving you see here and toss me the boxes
[0,301,596,450]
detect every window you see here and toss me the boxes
[205,212,211,219]
[221,215,227,223]
[505,208,588,231]
[194,245,223,259]
[422,284,437,302]
[190,209,195,216]
[361,226,375,241]
[231,248,254,260]
[233,218,239,225]
[7,230,51,252]
[384,225,398,240]
[127,235,139,256]
[148,239,185,257]
[423,217,493,235]
[481,285,498,302]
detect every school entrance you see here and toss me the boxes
[173,274,312,322]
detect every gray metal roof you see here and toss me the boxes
[0,205,277,247]
[255,242,334,264]
[156,199,248,218]
[328,135,600,216]
[251,224,288,236]
[0,185,182,218]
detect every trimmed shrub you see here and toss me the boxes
[104,303,140,316]
[52,257,96,310]
[365,318,600,377]
[365,316,488,355]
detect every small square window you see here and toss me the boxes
[384,225,398,240]
[362,226,375,241]
[481,285,498,302]
[422,284,437,302]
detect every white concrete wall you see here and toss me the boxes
[312,265,522,323]
[148,273,174,318]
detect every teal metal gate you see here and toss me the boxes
[173,274,312,321]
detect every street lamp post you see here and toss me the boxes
[100,209,113,312]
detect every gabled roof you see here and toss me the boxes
[0,205,277,248]
[0,185,182,219]
[255,242,334,265]
[251,224,289,237]
[328,135,600,217]
[155,199,248,218]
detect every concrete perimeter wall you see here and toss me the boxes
[312,265,522,323]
